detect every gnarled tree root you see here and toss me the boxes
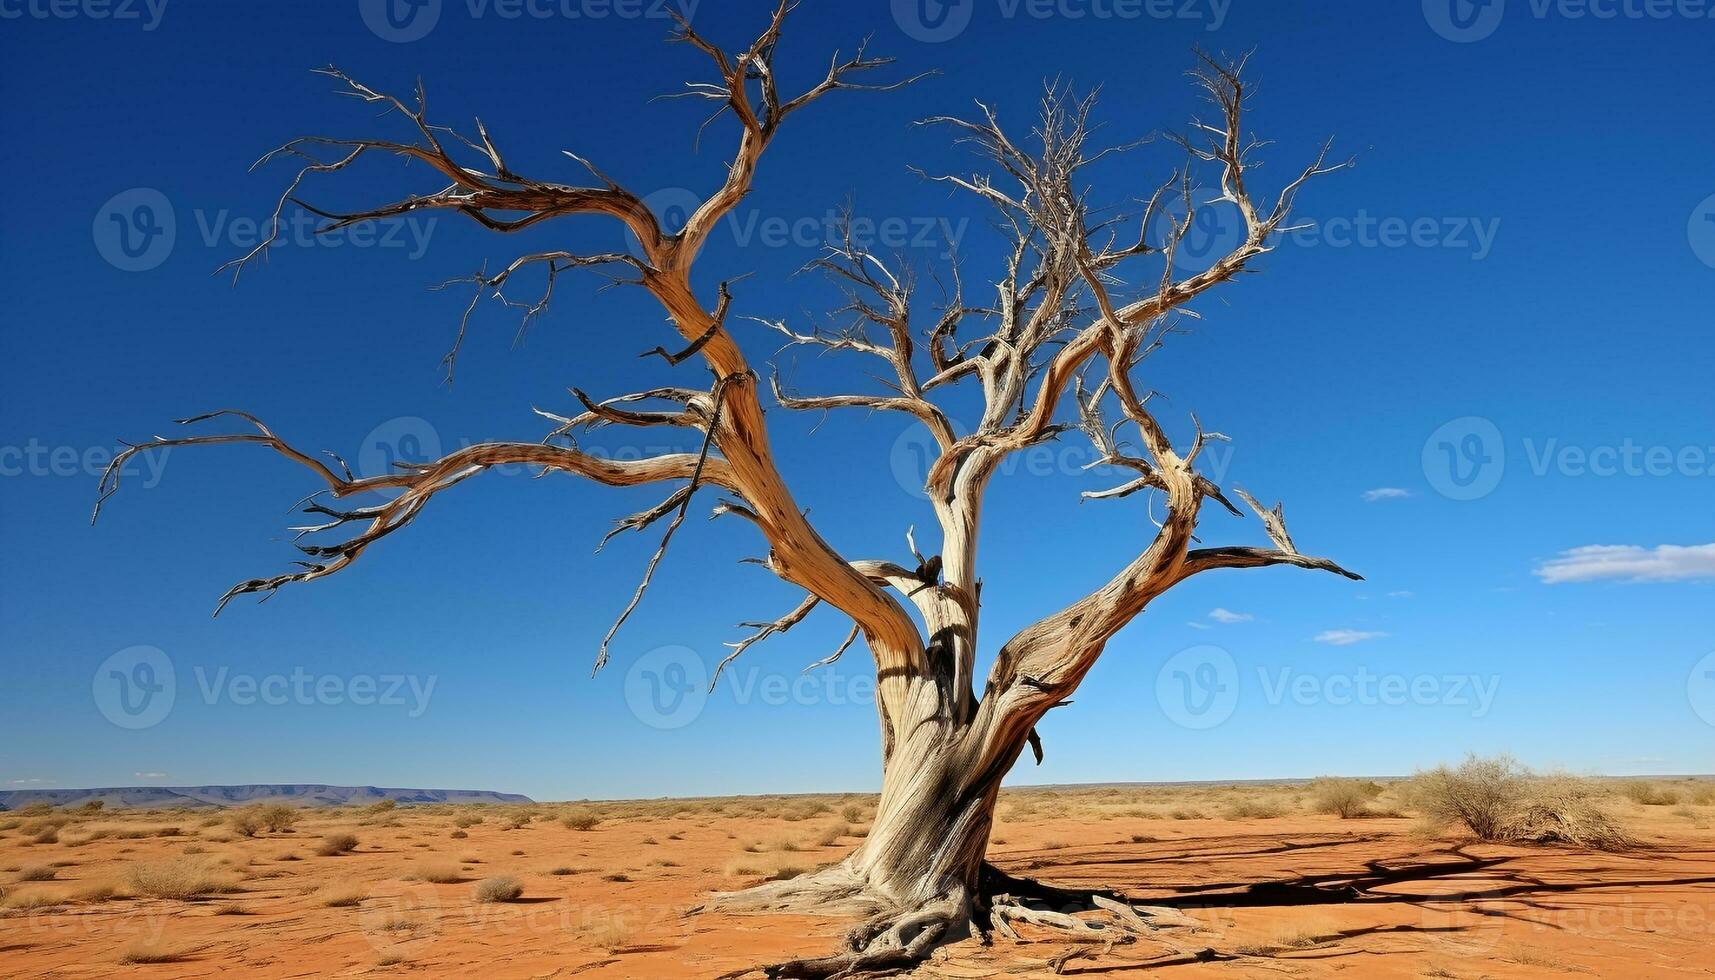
[702,862,1222,979]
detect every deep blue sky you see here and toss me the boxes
[2,0,1712,802]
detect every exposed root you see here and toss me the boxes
[705,863,1222,979]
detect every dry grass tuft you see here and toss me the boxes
[127,858,241,900]
[473,875,523,903]
[118,938,191,964]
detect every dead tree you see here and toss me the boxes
[97,6,1356,976]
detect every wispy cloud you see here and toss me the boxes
[1362,487,1413,502]
[8,778,52,786]
[1314,629,1389,646]
[134,771,168,780]
[1386,590,1414,598]
[1185,621,1211,630]
[1208,607,1253,624]
[1534,542,1715,584]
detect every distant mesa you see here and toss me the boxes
[0,784,532,810]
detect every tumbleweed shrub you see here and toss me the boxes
[127,858,242,900]
[1409,754,1529,841]
[472,875,523,903]
[1309,777,1382,819]
[313,833,360,856]
[1504,775,1631,851]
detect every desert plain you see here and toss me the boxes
[2,778,1713,979]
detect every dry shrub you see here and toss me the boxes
[258,804,299,833]
[450,830,468,839]
[1506,776,1631,851]
[229,807,264,838]
[316,884,367,907]
[1309,777,1380,818]
[127,858,241,900]
[1623,781,1680,806]
[16,865,57,882]
[1410,755,1527,841]
[1222,799,1286,820]
[472,875,523,903]
[561,810,599,832]
[411,864,464,883]
[118,938,190,964]
[313,833,359,856]
[2,890,64,910]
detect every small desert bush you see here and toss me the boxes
[258,804,299,833]
[1506,776,1631,851]
[1623,781,1680,806]
[452,814,482,828]
[411,864,463,884]
[313,833,359,856]
[450,828,468,839]
[561,810,599,832]
[316,884,367,907]
[1410,755,1528,841]
[1222,799,1287,820]
[229,807,264,838]
[840,804,864,822]
[117,938,190,964]
[472,875,523,903]
[1309,777,1380,819]
[16,865,57,882]
[127,858,241,900]
[2,890,64,910]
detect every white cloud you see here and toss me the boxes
[1208,607,1253,624]
[1534,542,1715,584]
[8,778,52,785]
[1386,590,1414,598]
[1362,487,1413,502]
[1314,629,1389,645]
[134,771,168,780]
[1185,621,1211,630]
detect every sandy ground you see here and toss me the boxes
[2,782,1713,978]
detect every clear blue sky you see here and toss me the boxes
[2,0,1712,802]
